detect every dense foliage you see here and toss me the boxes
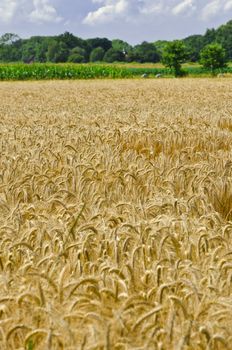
[200,43,227,74]
[1,19,232,64]
[162,40,188,76]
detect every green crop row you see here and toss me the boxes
[0,64,135,80]
[0,63,231,80]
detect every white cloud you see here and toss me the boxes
[172,0,196,16]
[83,0,171,24]
[138,1,165,15]
[0,0,18,22]
[83,0,198,24]
[0,0,62,24]
[224,0,232,11]
[201,0,232,20]
[201,0,220,20]
[83,0,129,24]
[83,0,232,24]
[29,0,62,23]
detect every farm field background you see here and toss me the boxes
[1,63,232,80]
[0,79,232,349]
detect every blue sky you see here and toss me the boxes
[1,0,232,44]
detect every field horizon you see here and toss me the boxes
[0,63,232,80]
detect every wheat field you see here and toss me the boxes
[0,79,232,350]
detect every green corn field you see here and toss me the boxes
[0,63,231,80]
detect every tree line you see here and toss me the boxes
[0,19,232,67]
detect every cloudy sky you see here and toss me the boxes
[1,0,232,43]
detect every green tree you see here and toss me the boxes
[183,35,204,62]
[200,43,227,75]
[0,42,22,62]
[162,40,188,76]
[86,37,112,59]
[21,36,50,63]
[68,47,86,63]
[0,33,20,45]
[46,40,57,62]
[0,33,22,62]
[103,48,125,62]
[89,47,105,62]
[112,39,131,54]
[22,42,36,63]
[153,40,169,58]
[46,41,69,62]
[204,28,216,45]
[215,20,232,60]
[58,32,84,49]
[132,42,160,63]
[86,38,112,52]
[34,40,49,62]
